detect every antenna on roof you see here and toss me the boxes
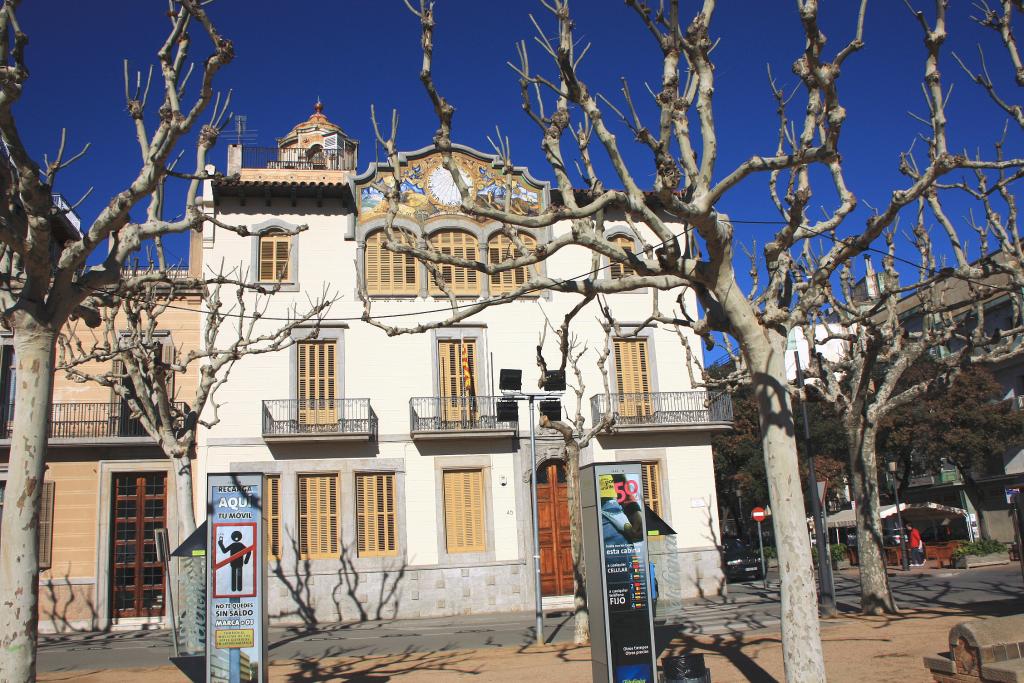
[234,114,258,145]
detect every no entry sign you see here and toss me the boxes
[751,507,767,523]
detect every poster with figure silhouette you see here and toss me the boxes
[207,474,265,683]
[213,522,256,598]
[581,462,656,683]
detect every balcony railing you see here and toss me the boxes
[409,396,518,437]
[261,399,377,441]
[590,390,734,430]
[0,401,187,440]
[241,146,355,172]
[907,469,962,488]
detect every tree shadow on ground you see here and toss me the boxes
[280,646,480,682]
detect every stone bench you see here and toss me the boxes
[924,615,1024,682]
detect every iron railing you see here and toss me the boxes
[240,146,355,172]
[590,390,733,428]
[907,469,962,488]
[409,395,519,435]
[50,193,81,230]
[0,401,188,440]
[261,399,377,439]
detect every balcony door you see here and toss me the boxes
[537,461,573,596]
[614,338,652,418]
[438,339,477,423]
[110,472,166,619]
[297,340,337,428]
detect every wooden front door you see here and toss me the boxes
[111,472,167,618]
[537,461,573,596]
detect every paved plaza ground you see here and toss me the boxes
[37,565,1023,682]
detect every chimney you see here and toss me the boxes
[863,255,878,299]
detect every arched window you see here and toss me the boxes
[488,233,538,294]
[609,234,637,280]
[365,230,420,295]
[258,230,292,283]
[429,229,480,296]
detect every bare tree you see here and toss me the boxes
[355,2,1024,679]
[0,2,243,676]
[801,169,1024,614]
[532,297,615,644]
[56,267,332,650]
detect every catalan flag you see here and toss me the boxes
[461,342,475,398]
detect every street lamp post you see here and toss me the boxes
[887,460,910,571]
[794,365,836,617]
[497,368,565,647]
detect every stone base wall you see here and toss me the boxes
[268,560,532,626]
[37,579,100,634]
[265,544,724,627]
[649,540,724,617]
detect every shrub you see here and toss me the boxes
[951,539,1007,560]
[763,545,778,560]
[810,543,848,565]
[831,543,848,564]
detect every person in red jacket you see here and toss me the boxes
[907,522,924,566]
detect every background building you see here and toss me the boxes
[196,104,733,624]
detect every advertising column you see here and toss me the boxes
[207,474,266,683]
[581,462,658,683]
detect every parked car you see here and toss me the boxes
[723,537,764,582]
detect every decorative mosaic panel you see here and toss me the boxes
[357,150,545,224]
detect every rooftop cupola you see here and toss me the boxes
[277,100,355,153]
[226,100,359,178]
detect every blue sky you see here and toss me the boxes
[14,1,1022,281]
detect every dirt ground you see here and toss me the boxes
[39,605,1009,682]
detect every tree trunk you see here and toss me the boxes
[742,329,826,682]
[564,442,589,645]
[171,451,205,654]
[0,323,57,683]
[846,418,897,615]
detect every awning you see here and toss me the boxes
[823,502,967,529]
[646,505,677,536]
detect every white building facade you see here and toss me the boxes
[196,105,732,625]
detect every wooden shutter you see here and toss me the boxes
[443,470,485,553]
[437,339,477,421]
[297,340,336,425]
[356,472,397,557]
[298,474,338,560]
[366,231,420,295]
[429,230,480,296]
[642,462,663,518]
[488,233,537,294]
[265,475,281,561]
[38,481,55,570]
[614,338,652,417]
[258,232,291,283]
[609,235,636,279]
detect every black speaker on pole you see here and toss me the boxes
[496,400,519,422]
[499,368,522,392]
[539,399,561,422]
[543,370,566,391]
